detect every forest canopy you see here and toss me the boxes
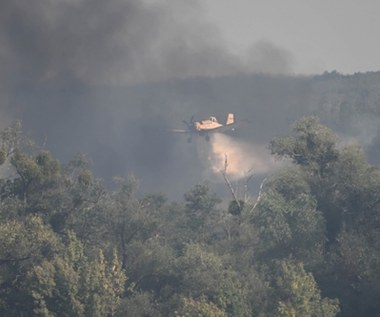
[0,118,379,316]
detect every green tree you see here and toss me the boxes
[28,232,126,317]
[175,297,227,317]
[106,175,163,270]
[58,154,108,248]
[321,228,380,317]
[174,243,251,317]
[0,216,61,316]
[183,184,221,242]
[10,150,62,213]
[270,116,339,178]
[0,121,25,161]
[268,117,380,315]
[275,260,340,317]
[116,292,162,317]
[253,168,326,266]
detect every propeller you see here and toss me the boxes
[182,115,195,131]
[182,115,195,143]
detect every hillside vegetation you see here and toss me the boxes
[1,117,379,316]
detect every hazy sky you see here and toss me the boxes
[203,0,380,74]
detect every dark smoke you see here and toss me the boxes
[1,0,278,88]
[2,0,376,198]
[0,0,296,197]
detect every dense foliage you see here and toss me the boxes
[1,118,379,316]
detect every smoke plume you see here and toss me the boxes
[202,133,277,180]
[0,0,293,91]
[0,0,298,197]
[1,0,377,198]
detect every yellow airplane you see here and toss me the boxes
[173,113,235,142]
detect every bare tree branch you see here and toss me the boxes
[220,154,241,211]
[249,177,267,213]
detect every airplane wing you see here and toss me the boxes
[171,129,190,133]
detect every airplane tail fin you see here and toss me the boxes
[226,113,234,125]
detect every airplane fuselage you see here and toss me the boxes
[173,113,235,142]
[194,116,223,131]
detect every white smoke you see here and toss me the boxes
[198,133,277,181]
